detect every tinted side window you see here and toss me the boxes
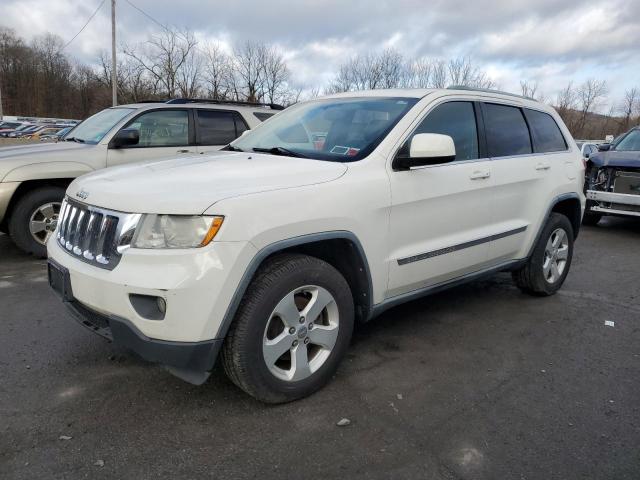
[125,109,189,147]
[524,109,567,153]
[197,111,237,145]
[234,114,248,136]
[412,101,479,161]
[484,103,532,157]
[254,112,275,122]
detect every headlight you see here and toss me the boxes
[131,214,224,249]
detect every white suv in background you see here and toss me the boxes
[48,88,585,403]
[0,99,281,257]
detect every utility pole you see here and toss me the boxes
[111,0,117,106]
[0,80,3,120]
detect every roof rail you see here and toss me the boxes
[165,98,285,110]
[136,99,170,103]
[446,86,537,102]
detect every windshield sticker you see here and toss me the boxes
[330,145,361,156]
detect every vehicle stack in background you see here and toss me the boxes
[0,116,79,143]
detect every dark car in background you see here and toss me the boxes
[584,126,640,224]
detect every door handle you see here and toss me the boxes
[177,149,191,153]
[535,162,551,171]
[470,170,491,180]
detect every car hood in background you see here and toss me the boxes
[67,153,348,214]
[0,142,95,180]
[590,150,640,168]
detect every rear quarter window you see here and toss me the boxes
[253,112,275,122]
[483,103,532,157]
[524,109,567,153]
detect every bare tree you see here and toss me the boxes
[520,80,538,99]
[202,43,233,100]
[430,59,448,88]
[261,46,290,103]
[619,87,639,131]
[403,58,432,88]
[576,78,608,135]
[232,41,268,102]
[123,28,200,98]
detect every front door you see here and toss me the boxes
[386,100,494,298]
[107,108,196,167]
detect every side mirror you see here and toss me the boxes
[110,128,139,148]
[393,133,456,170]
[597,143,611,152]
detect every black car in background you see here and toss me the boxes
[584,126,640,225]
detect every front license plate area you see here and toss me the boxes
[48,261,74,302]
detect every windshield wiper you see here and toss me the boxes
[252,146,307,158]
[65,137,85,143]
[222,144,244,152]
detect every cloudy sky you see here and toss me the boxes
[3,0,639,106]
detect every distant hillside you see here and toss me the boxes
[556,108,634,140]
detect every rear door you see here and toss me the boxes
[195,110,249,155]
[483,103,568,263]
[107,108,196,167]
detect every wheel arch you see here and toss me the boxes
[550,193,582,240]
[525,192,582,259]
[0,178,72,232]
[215,231,374,341]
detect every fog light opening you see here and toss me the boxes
[156,297,166,314]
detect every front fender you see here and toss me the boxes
[1,161,94,183]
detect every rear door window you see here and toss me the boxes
[524,109,567,153]
[197,110,247,145]
[483,103,532,157]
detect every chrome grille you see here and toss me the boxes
[55,198,141,270]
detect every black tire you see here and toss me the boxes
[582,211,602,226]
[512,213,574,296]
[222,253,354,403]
[8,186,65,258]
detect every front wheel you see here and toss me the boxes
[222,253,354,403]
[512,213,574,296]
[8,186,65,258]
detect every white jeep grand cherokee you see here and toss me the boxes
[48,88,585,403]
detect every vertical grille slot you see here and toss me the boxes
[55,198,135,270]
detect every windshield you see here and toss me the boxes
[614,129,640,152]
[66,107,134,144]
[231,97,418,162]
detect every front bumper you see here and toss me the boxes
[61,289,223,384]
[47,235,257,381]
[586,190,640,217]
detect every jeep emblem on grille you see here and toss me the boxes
[76,189,89,200]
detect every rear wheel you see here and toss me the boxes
[512,213,574,296]
[8,186,65,258]
[222,253,354,403]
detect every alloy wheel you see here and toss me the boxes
[29,202,61,245]
[543,228,569,283]
[262,285,339,382]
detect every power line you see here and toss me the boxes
[59,0,107,53]
[124,0,207,55]
[124,0,171,33]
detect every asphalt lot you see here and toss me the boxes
[1,219,639,480]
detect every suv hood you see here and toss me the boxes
[67,152,348,214]
[590,150,640,169]
[0,142,94,179]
